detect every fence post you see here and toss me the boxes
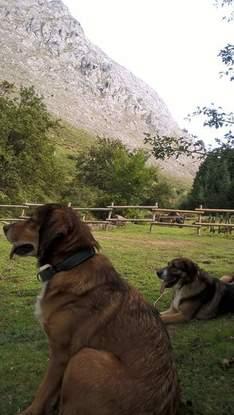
[21,201,26,218]
[107,202,114,220]
[197,205,202,236]
[150,202,158,232]
[152,202,158,221]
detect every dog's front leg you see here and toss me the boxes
[160,307,175,316]
[19,347,69,415]
[160,311,188,324]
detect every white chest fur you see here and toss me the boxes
[35,282,48,323]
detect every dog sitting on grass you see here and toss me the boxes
[156,257,234,324]
[4,204,179,415]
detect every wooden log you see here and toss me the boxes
[0,204,28,208]
[73,207,111,211]
[152,202,158,221]
[24,203,111,212]
[107,205,158,209]
[83,220,112,224]
[110,218,153,222]
[107,202,114,220]
[24,203,43,206]
[150,222,201,228]
[151,208,200,214]
[194,222,234,227]
[0,218,26,221]
[195,208,234,213]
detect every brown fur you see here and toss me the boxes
[157,257,234,324]
[4,204,179,415]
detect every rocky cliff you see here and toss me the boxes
[0,0,197,180]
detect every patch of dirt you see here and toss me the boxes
[97,234,197,249]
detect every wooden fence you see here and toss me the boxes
[0,203,233,235]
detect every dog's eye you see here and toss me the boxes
[171,266,180,273]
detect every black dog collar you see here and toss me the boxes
[37,247,96,282]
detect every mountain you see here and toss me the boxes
[0,0,198,181]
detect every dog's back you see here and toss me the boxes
[218,281,234,314]
[196,277,234,319]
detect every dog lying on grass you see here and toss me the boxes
[3,204,179,415]
[156,257,234,324]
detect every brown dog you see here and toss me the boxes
[157,257,234,324]
[4,204,179,415]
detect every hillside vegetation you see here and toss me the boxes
[0,82,189,208]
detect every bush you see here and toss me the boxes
[64,138,180,210]
[0,82,65,203]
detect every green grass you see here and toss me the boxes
[50,121,96,154]
[49,121,96,180]
[0,225,233,414]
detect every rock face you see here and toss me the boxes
[0,0,197,180]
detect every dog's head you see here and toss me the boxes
[156,257,199,292]
[3,204,98,265]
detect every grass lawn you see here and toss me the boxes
[0,225,233,414]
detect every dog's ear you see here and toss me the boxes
[37,204,99,264]
[38,205,70,262]
[173,258,199,276]
[184,259,199,277]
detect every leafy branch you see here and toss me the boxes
[144,132,206,160]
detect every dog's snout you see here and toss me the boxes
[157,270,163,278]
[157,268,168,280]
[3,223,10,235]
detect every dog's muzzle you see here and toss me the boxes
[156,269,168,280]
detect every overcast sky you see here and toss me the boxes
[63,0,233,144]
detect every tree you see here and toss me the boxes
[186,0,234,150]
[0,82,64,202]
[187,148,234,208]
[145,0,233,160]
[64,138,177,208]
[144,131,205,160]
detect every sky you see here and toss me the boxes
[63,0,233,144]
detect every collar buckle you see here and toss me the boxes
[37,264,53,282]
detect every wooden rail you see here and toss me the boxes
[72,208,111,211]
[0,203,233,235]
[107,205,158,209]
[194,222,234,227]
[151,208,199,214]
[195,208,234,213]
[110,218,153,222]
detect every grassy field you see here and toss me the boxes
[0,225,233,414]
[48,121,96,181]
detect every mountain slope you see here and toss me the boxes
[0,0,198,181]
